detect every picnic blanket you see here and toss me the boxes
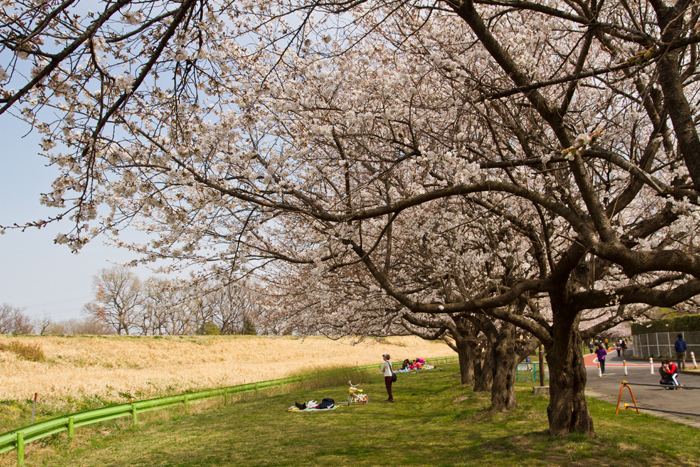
[396,364,437,373]
[287,405,340,412]
[287,399,338,412]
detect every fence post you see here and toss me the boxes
[649,358,654,374]
[224,389,228,406]
[68,417,75,441]
[30,393,37,424]
[132,405,138,426]
[255,383,259,398]
[184,395,189,408]
[16,432,24,467]
[692,352,698,369]
[623,360,628,376]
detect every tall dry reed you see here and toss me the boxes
[0,335,452,406]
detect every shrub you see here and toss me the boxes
[198,322,221,335]
[631,315,700,335]
[0,340,46,362]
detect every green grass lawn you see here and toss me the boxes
[8,363,700,467]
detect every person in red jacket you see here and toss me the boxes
[659,359,680,388]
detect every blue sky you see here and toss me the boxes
[0,116,150,321]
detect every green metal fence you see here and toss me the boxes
[515,362,549,382]
[0,355,458,466]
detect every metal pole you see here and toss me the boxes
[30,393,37,424]
[622,381,700,389]
[68,417,74,441]
[623,404,700,417]
[16,432,24,467]
[538,345,545,386]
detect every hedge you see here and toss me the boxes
[631,315,700,335]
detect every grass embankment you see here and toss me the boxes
[0,334,452,433]
[7,363,700,467]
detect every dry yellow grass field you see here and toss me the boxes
[0,335,453,405]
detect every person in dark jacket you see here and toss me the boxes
[675,334,687,369]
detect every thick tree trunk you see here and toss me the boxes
[546,299,595,437]
[490,322,517,411]
[456,338,475,385]
[473,343,493,392]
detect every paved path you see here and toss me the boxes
[582,351,700,428]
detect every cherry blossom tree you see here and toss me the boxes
[4,0,700,436]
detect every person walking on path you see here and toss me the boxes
[588,340,595,354]
[595,344,608,375]
[675,334,687,369]
[620,339,627,358]
[381,354,394,403]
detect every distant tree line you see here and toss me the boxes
[81,266,262,336]
[1,267,263,336]
[0,302,111,335]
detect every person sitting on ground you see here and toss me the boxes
[401,359,411,370]
[415,357,426,365]
[410,360,422,370]
[659,359,680,388]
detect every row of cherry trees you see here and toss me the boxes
[3,0,700,436]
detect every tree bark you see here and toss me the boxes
[545,297,595,436]
[473,342,493,392]
[490,321,518,411]
[456,337,475,385]
[653,2,700,191]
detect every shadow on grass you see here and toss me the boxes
[15,363,700,467]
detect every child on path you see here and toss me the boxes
[660,359,680,387]
[594,344,608,374]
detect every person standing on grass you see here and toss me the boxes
[381,354,394,403]
[595,343,608,375]
[675,334,687,370]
